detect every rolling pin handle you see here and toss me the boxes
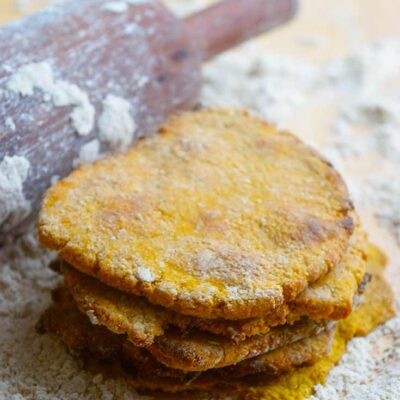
[185,0,298,61]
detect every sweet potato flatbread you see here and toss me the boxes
[39,108,355,320]
[38,287,333,387]
[47,279,332,372]
[148,318,331,371]
[38,244,394,398]
[62,226,366,349]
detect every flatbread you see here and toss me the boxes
[148,318,332,371]
[62,227,366,348]
[39,108,354,320]
[38,286,333,386]
[63,262,287,344]
[38,244,395,398]
[58,270,332,371]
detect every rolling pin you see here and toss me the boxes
[0,0,298,240]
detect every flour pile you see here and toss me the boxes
[1,1,400,399]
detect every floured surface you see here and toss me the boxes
[1,0,400,399]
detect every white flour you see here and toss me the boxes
[98,94,137,151]
[5,116,16,131]
[103,2,129,13]
[0,156,31,232]
[310,317,400,400]
[102,0,151,13]
[73,139,102,167]
[323,41,400,244]
[1,1,400,400]
[7,61,96,136]
[202,49,319,125]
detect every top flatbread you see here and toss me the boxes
[39,108,354,319]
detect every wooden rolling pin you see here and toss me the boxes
[0,0,298,240]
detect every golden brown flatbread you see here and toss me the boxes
[62,227,365,349]
[63,262,287,344]
[38,286,333,388]
[38,244,395,399]
[47,276,332,372]
[39,108,354,320]
[148,318,331,371]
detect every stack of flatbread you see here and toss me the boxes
[37,109,394,398]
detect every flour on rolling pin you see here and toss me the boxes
[7,59,139,147]
[103,0,151,14]
[98,94,137,151]
[0,156,31,231]
[7,61,95,136]
[74,94,137,166]
[73,140,101,167]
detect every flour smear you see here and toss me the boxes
[7,61,95,136]
[1,0,400,399]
